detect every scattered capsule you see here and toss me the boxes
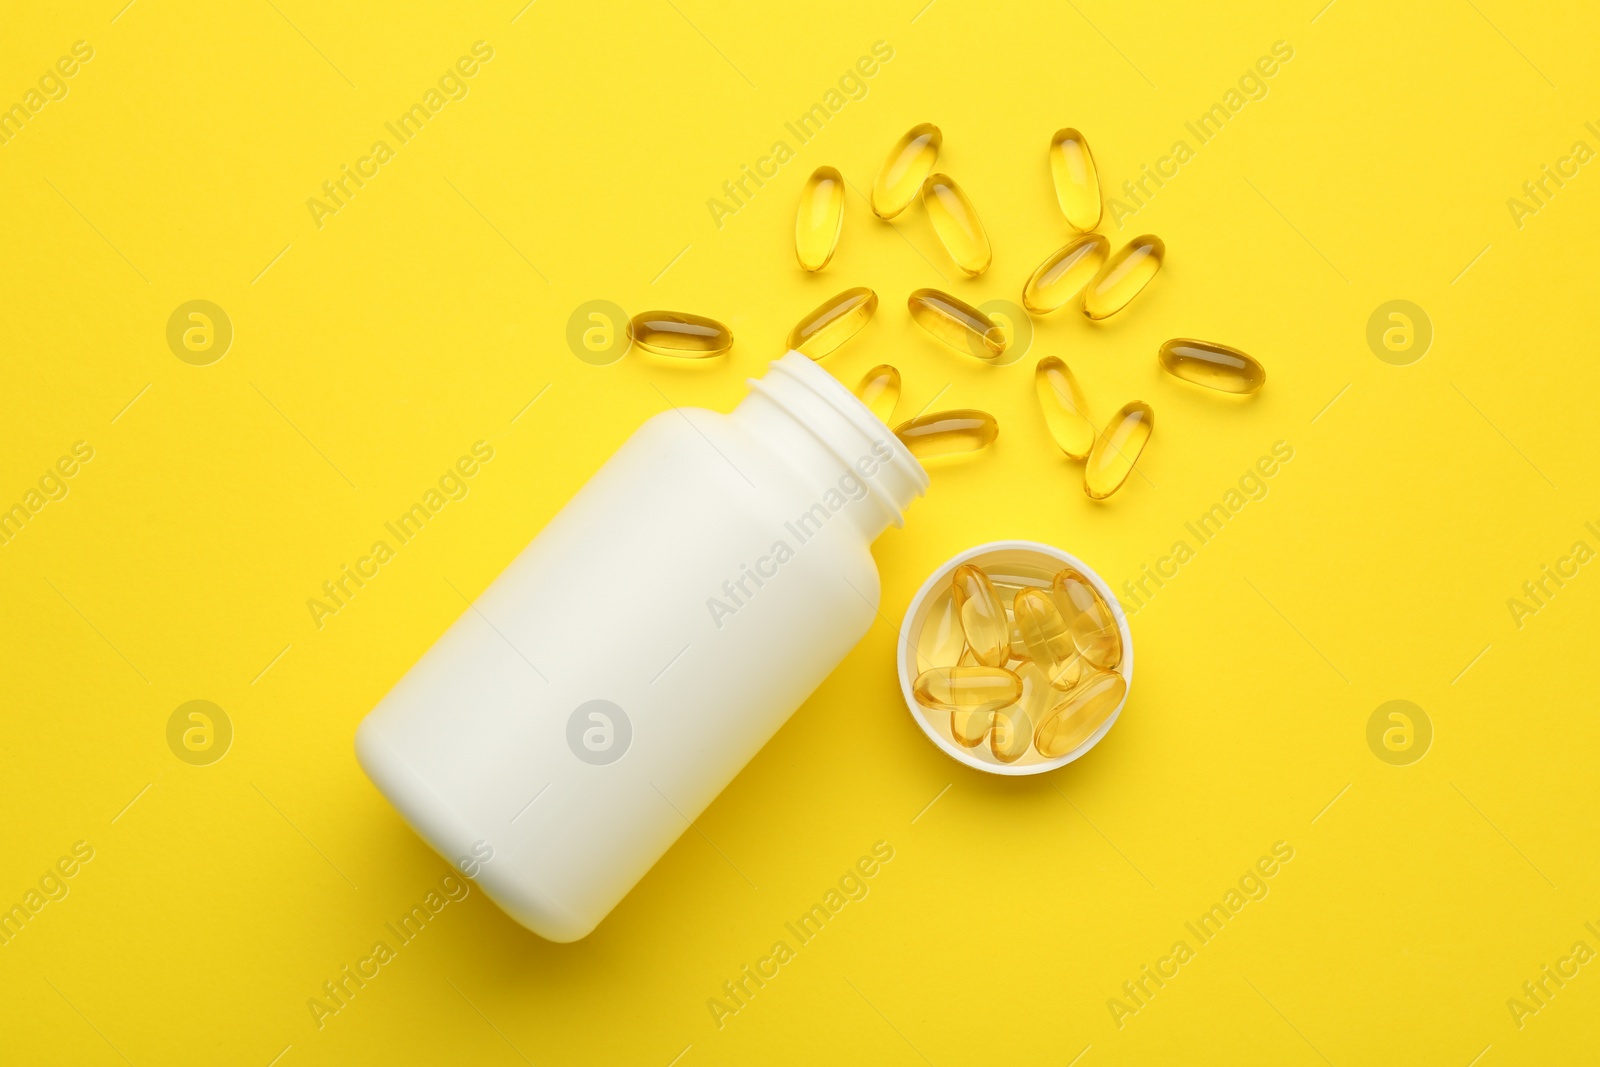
[1033,357,1095,460]
[628,311,733,357]
[915,592,964,672]
[1022,234,1108,314]
[1083,401,1153,499]
[854,363,901,426]
[952,564,1011,666]
[1083,235,1165,320]
[1158,338,1266,394]
[895,409,998,459]
[952,707,991,748]
[913,666,1022,714]
[907,288,1007,360]
[788,287,878,360]
[1035,670,1126,758]
[1013,588,1085,690]
[795,166,845,271]
[871,123,942,219]
[1049,128,1102,231]
[1050,568,1122,670]
[921,173,991,276]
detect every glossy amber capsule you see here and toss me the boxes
[872,123,942,219]
[990,701,1032,763]
[913,666,1022,713]
[921,173,991,276]
[992,661,1052,762]
[907,288,1007,360]
[628,311,733,357]
[1050,128,1102,231]
[915,592,964,672]
[853,363,902,426]
[1084,401,1152,499]
[794,166,844,271]
[1051,568,1122,670]
[788,287,877,359]
[1022,234,1108,314]
[991,581,1032,664]
[1013,588,1085,689]
[952,564,1011,666]
[1158,338,1266,394]
[894,409,998,459]
[1033,357,1095,460]
[1083,235,1165,320]
[1034,670,1125,758]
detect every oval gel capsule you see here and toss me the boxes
[1083,235,1164,320]
[1034,670,1125,758]
[872,123,942,219]
[1083,401,1152,499]
[921,173,992,276]
[1023,234,1108,314]
[1050,128,1102,231]
[894,409,998,459]
[795,166,845,272]
[907,288,1007,360]
[952,563,1011,666]
[913,665,1022,713]
[1050,568,1122,670]
[1158,338,1266,394]
[629,311,733,357]
[1033,356,1095,460]
[854,363,901,426]
[788,287,878,359]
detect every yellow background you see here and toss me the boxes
[3,0,1597,1062]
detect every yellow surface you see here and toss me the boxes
[3,1,1597,1062]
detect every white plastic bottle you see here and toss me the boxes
[356,352,927,941]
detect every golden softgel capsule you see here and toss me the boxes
[908,288,1007,360]
[1049,128,1102,231]
[1033,357,1095,460]
[1022,234,1108,314]
[913,666,1022,713]
[795,166,845,272]
[952,563,1011,666]
[921,173,992,276]
[854,364,901,425]
[1013,588,1083,690]
[788,287,877,360]
[628,311,733,357]
[991,662,1051,762]
[894,409,998,459]
[1051,568,1122,670]
[1083,235,1164,320]
[1084,401,1152,499]
[872,123,941,219]
[1035,670,1126,758]
[1158,338,1266,394]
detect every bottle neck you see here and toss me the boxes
[732,352,928,543]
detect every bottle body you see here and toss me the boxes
[356,354,926,940]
